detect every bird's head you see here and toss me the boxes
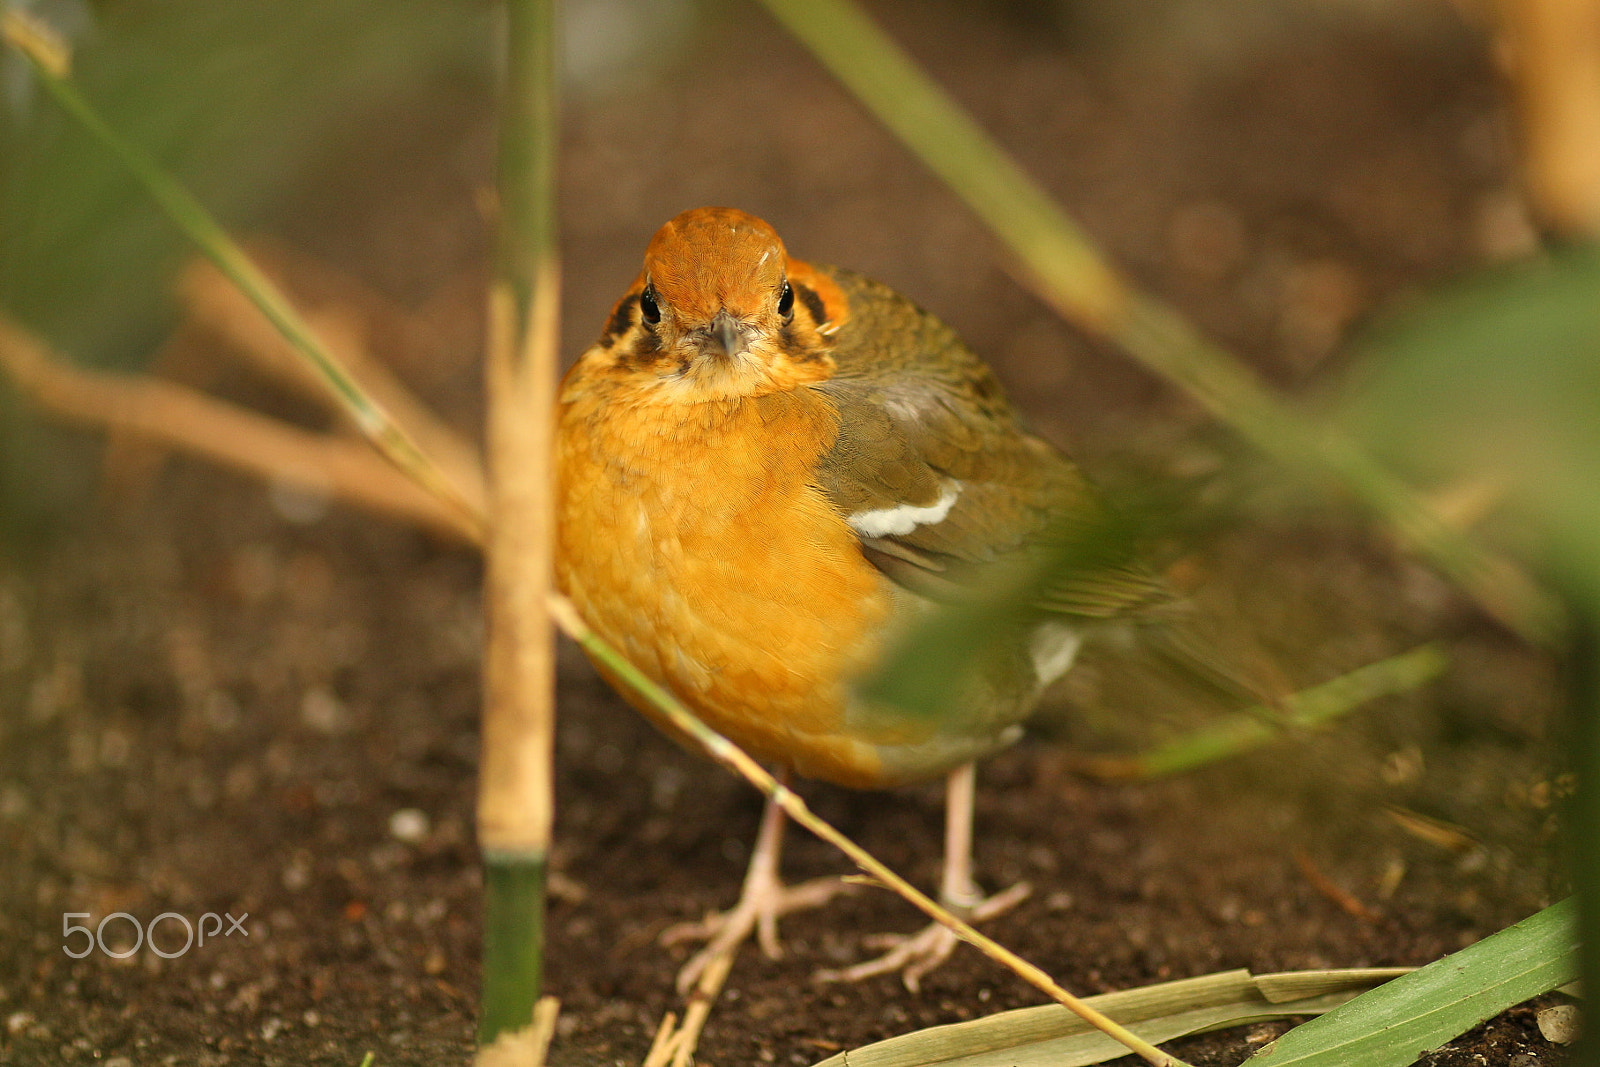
[593,207,848,401]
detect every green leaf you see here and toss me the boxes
[1,0,489,368]
[1246,898,1578,1066]
[810,967,1409,1067]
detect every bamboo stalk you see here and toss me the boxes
[755,0,1560,646]
[477,0,562,1052]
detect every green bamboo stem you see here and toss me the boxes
[0,10,483,544]
[545,595,1195,1067]
[478,0,562,1050]
[755,0,1559,646]
[479,856,549,1041]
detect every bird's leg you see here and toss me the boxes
[940,757,985,908]
[661,771,853,994]
[815,762,1031,992]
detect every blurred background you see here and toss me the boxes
[1,0,1592,1063]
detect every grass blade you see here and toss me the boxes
[810,967,1409,1067]
[1,9,484,541]
[1080,645,1449,779]
[756,0,1557,644]
[1246,898,1578,1066]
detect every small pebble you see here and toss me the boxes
[300,686,351,735]
[1045,890,1076,912]
[5,1011,35,1036]
[281,857,312,892]
[0,783,28,820]
[389,808,430,844]
[1537,1003,1581,1045]
[269,478,331,525]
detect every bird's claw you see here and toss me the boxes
[662,875,854,994]
[814,880,1032,992]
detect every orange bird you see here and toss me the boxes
[555,207,1167,990]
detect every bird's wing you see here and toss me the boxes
[811,268,1169,621]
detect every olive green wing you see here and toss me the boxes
[812,268,1170,621]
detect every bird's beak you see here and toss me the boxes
[705,309,745,359]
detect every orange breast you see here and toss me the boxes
[556,372,895,786]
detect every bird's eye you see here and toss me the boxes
[639,286,661,325]
[777,281,794,320]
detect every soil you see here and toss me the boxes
[0,2,1578,1065]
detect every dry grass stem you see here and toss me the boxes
[0,316,479,543]
[1293,848,1382,924]
[178,254,488,509]
[641,950,737,1067]
[545,594,1195,1067]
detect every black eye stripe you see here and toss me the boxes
[600,295,638,345]
[794,283,826,325]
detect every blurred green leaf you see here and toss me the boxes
[857,504,1149,724]
[1339,245,1600,597]
[1,0,491,367]
[0,0,491,537]
[1246,899,1577,1066]
[1337,247,1600,1066]
[761,0,1558,642]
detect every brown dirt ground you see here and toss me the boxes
[0,2,1578,1065]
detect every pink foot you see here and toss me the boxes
[662,871,854,994]
[814,880,1031,992]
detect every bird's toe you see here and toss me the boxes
[813,880,1031,992]
[663,874,854,994]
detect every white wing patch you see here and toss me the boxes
[847,482,961,539]
[1029,622,1082,686]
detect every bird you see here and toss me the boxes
[553,206,1172,992]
